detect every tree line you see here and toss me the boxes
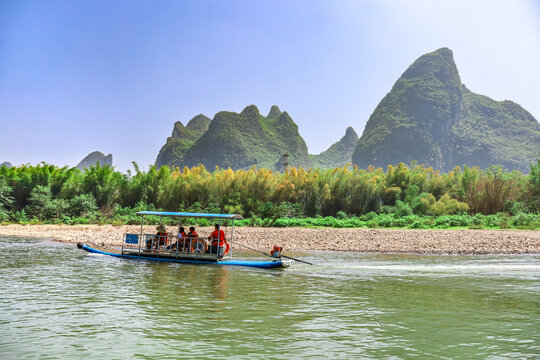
[0,159,539,228]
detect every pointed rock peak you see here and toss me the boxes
[278,111,294,124]
[267,105,282,119]
[240,105,260,117]
[402,47,459,81]
[433,47,453,57]
[76,151,113,170]
[344,126,359,140]
[1,161,13,168]
[186,114,211,132]
[171,121,186,138]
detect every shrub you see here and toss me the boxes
[408,219,430,229]
[376,215,394,227]
[512,212,538,227]
[411,193,436,215]
[362,211,378,221]
[471,213,485,225]
[71,217,89,225]
[111,220,124,226]
[430,194,469,216]
[367,219,378,228]
[394,201,413,217]
[13,210,28,224]
[68,193,98,217]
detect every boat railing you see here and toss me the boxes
[121,233,232,260]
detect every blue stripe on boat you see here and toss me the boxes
[79,243,288,269]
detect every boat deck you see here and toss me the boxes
[87,243,229,262]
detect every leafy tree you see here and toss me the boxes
[0,179,14,220]
[527,154,540,212]
[25,185,54,220]
[68,193,98,217]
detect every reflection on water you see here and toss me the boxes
[0,237,539,359]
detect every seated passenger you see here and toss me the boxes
[167,226,187,251]
[207,224,227,257]
[187,226,205,253]
[147,225,168,250]
[187,226,198,239]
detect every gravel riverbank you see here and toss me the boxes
[1,224,539,254]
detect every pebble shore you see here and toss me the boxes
[1,224,539,254]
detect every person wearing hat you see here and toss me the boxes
[146,224,168,250]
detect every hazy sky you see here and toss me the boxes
[1,0,539,171]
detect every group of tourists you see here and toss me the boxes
[146,224,228,257]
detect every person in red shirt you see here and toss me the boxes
[208,224,227,257]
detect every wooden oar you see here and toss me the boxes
[279,254,314,265]
[227,239,314,265]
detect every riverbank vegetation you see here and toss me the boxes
[1,159,539,229]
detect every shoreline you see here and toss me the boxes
[1,224,539,255]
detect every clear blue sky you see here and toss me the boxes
[1,0,539,171]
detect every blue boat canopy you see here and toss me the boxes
[136,211,244,220]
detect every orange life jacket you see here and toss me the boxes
[154,231,168,246]
[210,229,226,246]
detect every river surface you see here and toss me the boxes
[1,237,539,359]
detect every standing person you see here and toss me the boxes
[208,224,227,258]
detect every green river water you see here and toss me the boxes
[1,237,539,359]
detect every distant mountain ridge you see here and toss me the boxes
[156,105,357,170]
[154,48,538,173]
[76,151,113,170]
[173,105,312,170]
[352,47,540,173]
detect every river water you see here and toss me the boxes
[1,237,539,359]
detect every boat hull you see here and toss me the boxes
[77,243,293,269]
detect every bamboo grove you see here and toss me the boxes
[0,159,539,226]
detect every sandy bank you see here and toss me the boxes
[1,224,539,255]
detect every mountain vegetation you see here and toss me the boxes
[311,127,359,169]
[157,105,313,170]
[352,47,540,173]
[155,114,211,169]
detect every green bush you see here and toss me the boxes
[394,201,413,217]
[377,215,394,227]
[361,211,378,221]
[409,221,428,229]
[68,193,98,217]
[512,212,538,227]
[13,210,28,224]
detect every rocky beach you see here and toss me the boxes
[1,224,538,255]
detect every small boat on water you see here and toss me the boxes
[77,211,294,269]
